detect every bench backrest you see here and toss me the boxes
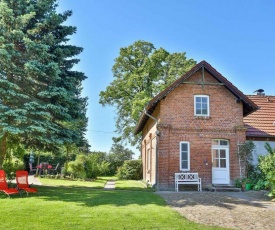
[175,173,199,181]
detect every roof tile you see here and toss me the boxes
[244,95,275,137]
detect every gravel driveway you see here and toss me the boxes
[157,190,275,230]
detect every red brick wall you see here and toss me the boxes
[142,70,246,190]
[141,106,159,185]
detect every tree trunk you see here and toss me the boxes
[35,151,41,176]
[0,133,7,169]
[65,145,70,173]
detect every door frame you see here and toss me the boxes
[211,139,230,185]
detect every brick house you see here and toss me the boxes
[134,60,258,190]
[244,94,275,164]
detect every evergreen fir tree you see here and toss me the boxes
[0,0,88,167]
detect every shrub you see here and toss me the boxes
[67,153,111,179]
[258,142,275,197]
[3,157,24,181]
[67,155,86,179]
[85,154,100,179]
[253,179,269,190]
[234,178,242,188]
[117,160,142,180]
[238,141,255,178]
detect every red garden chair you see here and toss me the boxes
[16,170,39,196]
[0,170,19,198]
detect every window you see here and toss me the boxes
[180,142,190,171]
[194,95,209,116]
[147,148,150,171]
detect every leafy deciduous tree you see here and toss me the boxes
[99,40,196,146]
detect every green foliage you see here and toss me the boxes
[67,154,86,179]
[117,159,142,180]
[2,157,24,181]
[234,178,242,188]
[98,161,111,176]
[258,142,275,197]
[238,141,255,178]
[67,152,111,179]
[0,0,88,166]
[253,179,269,190]
[107,143,134,175]
[99,40,196,145]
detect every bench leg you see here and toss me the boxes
[198,179,202,191]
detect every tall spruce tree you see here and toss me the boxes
[0,0,88,167]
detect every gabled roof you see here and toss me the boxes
[244,95,275,138]
[135,60,258,135]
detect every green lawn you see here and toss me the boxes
[0,178,226,230]
[39,177,108,188]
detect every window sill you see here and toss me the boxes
[194,116,211,120]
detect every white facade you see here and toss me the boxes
[252,141,275,165]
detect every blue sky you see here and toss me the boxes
[58,0,275,158]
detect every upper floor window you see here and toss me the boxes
[180,142,190,171]
[194,95,209,116]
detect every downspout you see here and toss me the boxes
[144,108,159,190]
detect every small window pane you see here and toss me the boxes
[181,161,188,169]
[213,150,219,158]
[202,109,208,115]
[220,150,226,158]
[220,140,228,146]
[213,159,219,167]
[181,143,187,152]
[196,97,201,103]
[212,140,219,145]
[220,159,226,168]
[202,97,207,103]
[181,152,187,161]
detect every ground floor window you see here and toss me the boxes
[180,142,190,171]
[147,148,150,171]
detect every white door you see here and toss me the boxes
[212,140,230,184]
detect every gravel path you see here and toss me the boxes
[156,191,275,230]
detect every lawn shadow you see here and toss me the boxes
[36,185,164,207]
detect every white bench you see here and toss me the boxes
[175,173,202,192]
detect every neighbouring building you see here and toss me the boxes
[244,93,275,164]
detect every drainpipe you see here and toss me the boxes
[144,108,159,190]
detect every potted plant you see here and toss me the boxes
[244,178,253,190]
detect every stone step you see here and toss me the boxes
[212,184,241,192]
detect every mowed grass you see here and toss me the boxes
[115,180,148,190]
[39,177,108,188]
[0,178,226,230]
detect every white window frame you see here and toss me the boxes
[147,148,150,171]
[179,142,190,171]
[194,95,210,116]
